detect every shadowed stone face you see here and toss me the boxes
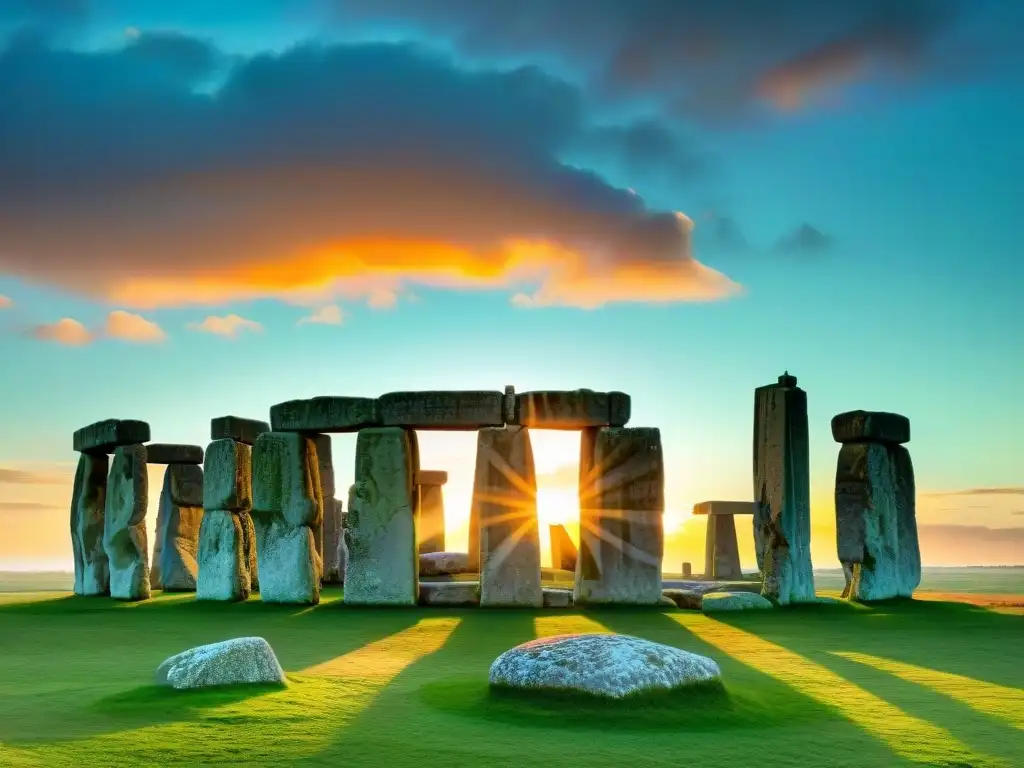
[345,427,418,606]
[378,390,504,430]
[575,426,664,606]
[549,523,578,572]
[73,419,150,454]
[203,439,252,511]
[196,510,251,603]
[889,444,921,596]
[514,390,631,429]
[103,444,150,601]
[705,515,742,580]
[322,498,344,584]
[153,464,204,592]
[474,426,542,607]
[71,452,109,596]
[210,416,270,445]
[753,377,815,605]
[311,434,334,566]
[831,410,910,445]
[145,443,204,465]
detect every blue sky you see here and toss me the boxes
[1,0,1022,569]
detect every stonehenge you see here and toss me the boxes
[832,410,921,601]
[692,501,756,580]
[753,373,816,605]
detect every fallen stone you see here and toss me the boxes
[378,390,504,430]
[103,444,150,601]
[549,523,578,572]
[345,428,418,606]
[576,427,664,606]
[661,579,763,596]
[474,426,543,607]
[890,444,921,597]
[322,498,343,584]
[153,464,204,591]
[489,634,721,699]
[203,439,252,511]
[210,415,270,446]
[70,452,109,596]
[270,396,379,433]
[196,510,251,602]
[419,581,479,607]
[835,442,901,601]
[831,410,910,446]
[692,501,757,516]
[703,514,742,580]
[416,469,448,485]
[662,588,703,610]
[418,479,446,554]
[73,419,150,454]
[515,389,631,430]
[542,587,574,608]
[753,374,816,605]
[145,443,204,465]
[238,509,259,592]
[155,637,285,690]
[419,551,470,577]
[702,591,774,612]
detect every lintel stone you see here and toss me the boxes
[73,419,150,454]
[378,390,504,430]
[514,389,631,429]
[146,443,204,465]
[692,501,757,516]
[415,469,448,486]
[269,397,379,433]
[831,410,910,445]
[210,415,270,445]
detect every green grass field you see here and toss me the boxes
[0,587,1021,768]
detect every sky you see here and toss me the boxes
[1,0,1022,572]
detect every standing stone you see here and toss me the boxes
[704,515,742,579]
[474,426,542,607]
[196,510,251,602]
[575,427,664,606]
[322,498,344,584]
[103,444,150,601]
[153,464,204,591]
[238,509,259,591]
[890,444,921,596]
[417,470,448,554]
[752,373,815,605]
[311,434,335,571]
[345,428,418,606]
[252,432,323,605]
[682,562,692,577]
[70,452,109,596]
[337,507,349,586]
[549,523,578,572]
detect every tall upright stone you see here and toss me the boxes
[692,501,756,580]
[345,428,418,606]
[752,373,815,604]
[103,444,150,601]
[152,463,204,591]
[549,523,578,572]
[252,432,323,605]
[197,438,253,602]
[322,497,344,584]
[311,434,334,569]
[70,452,110,596]
[832,410,919,600]
[474,426,542,607]
[575,427,664,606]
[416,469,448,554]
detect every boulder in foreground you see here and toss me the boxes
[701,591,774,612]
[155,637,286,690]
[489,633,720,699]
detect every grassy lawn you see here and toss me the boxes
[0,589,1021,768]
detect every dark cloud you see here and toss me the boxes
[330,0,1003,119]
[0,35,739,309]
[0,467,69,485]
[774,224,833,255]
[924,487,1024,497]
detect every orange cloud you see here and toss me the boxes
[757,40,869,111]
[102,310,166,343]
[187,314,263,338]
[29,318,92,346]
[298,305,345,326]
[0,294,11,308]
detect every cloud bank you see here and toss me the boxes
[187,314,263,339]
[28,311,165,345]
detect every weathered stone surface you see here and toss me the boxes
[419,581,479,607]
[146,443,204,465]
[322,498,344,584]
[549,523,578,572]
[74,419,150,454]
[196,510,251,602]
[70,452,109,596]
[168,460,203,506]
[337,528,348,586]
[753,374,816,605]
[661,588,702,610]
[835,442,902,601]
[474,426,543,607]
[542,587,574,608]
[155,637,285,690]
[238,509,259,593]
[502,385,517,424]
[211,416,270,446]
[890,444,921,597]
[702,591,774,612]
[704,514,742,580]
[661,579,764,596]
[419,551,470,577]
[575,427,664,606]
[416,469,448,485]
[692,501,757,516]
[489,634,721,699]
[378,390,504,430]
[310,434,334,565]
[204,439,252,511]
[515,389,631,430]
[345,428,418,606]
[831,410,910,446]
[270,396,380,433]
[153,465,204,591]
[252,432,323,604]
[418,482,446,554]
[103,444,150,601]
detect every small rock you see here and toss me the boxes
[419,551,470,577]
[489,633,721,699]
[155,637,286,690]
[662,589,702,610]
[419,581,479,607]
[542,587,573,608]
[658,596,677,608]
[702,591,774,612]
